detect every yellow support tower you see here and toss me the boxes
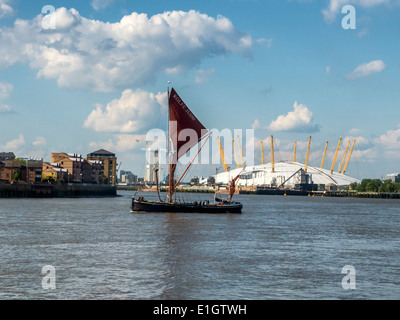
[293,141,297,163]
[338,140,351,173]
[305,136,311,173]
[330,137,342,174]
[261,140,265,165]
[343,139,356,175]
[320,141,328,169]
[216,136,229,172]
[271,135,275,173]
[237,135,245,168]
[232,139,240,168]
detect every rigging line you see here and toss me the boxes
[353,144,376,178]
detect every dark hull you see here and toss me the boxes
[131,199,242,214]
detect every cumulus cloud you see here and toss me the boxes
[374,125,400,157]
[0,81,13,99]
[33,136,47,147]
[0,104,15,114]
[0,0,13,19]
[322,0,391,23]
[89,134,146,152]
[0,134,25,152]
[252,119,263,130]
[346,60,386,79]
[84,89,167,133]
[91,0,117,10]
[0,8,252,92]
[195,68,216,84]
[268,101,320,132]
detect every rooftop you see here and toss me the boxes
[0,152,16,160]
[87,149,116,157]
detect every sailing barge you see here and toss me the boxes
[131,87,243,214]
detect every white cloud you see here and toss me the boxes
[0,104,15,114]
[346,60,386,79]
[0,134,25,152]
[0,0,13,19]
[268,101,320,132]
[33,136,47,147]
[0,8,252,92]
[252,119,262,130]
[91,0,117,10]
[0,81,13,99]
[349,128,361,135]
[256,38,273,48]
[326,66,331,74]
[84,89,167,133]
[322,0,391,23]
[89,134,146,152]
[195,68,216,84]
[374,125,400,157]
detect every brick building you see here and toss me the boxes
[87,149,117,185]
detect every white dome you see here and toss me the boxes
[213,161,360,187]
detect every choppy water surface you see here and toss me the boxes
[0,191,399,299]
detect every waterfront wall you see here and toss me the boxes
[0,182,117,198]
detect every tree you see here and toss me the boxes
[349,182,358,190]
[356,179,382,192]
[13,170,21,181]
[99,174,109,184]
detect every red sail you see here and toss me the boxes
[169,88,207,163]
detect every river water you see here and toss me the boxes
[0,191,399,300]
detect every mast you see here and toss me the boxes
[338,140,350,174]
[343,139,356,175]
[304,136,311,173]
[320,141,328,169]
[217,136,228,172]
[330,137,342,174]
[167,84,173,202]
[293,141,297,163]
[261,140,265,165]
[237,135,245,168]
[271,135,275,173]
[232,139,240,168]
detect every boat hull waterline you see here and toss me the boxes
[131,199,242,214]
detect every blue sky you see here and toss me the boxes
[0,0,399,180]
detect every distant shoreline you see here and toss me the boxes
[0,182,117,198]
[117,186,400,199]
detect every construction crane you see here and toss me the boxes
[338,140,351,173]
[117,162,122,174]
[330,137,342,174]
[217,136,228,172]
[343,139,356,175]
[320,141,328,169]
[304,136,311,173]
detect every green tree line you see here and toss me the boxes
[350,179,400,193]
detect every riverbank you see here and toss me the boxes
[0,182,117,198]
[118,185,400,199]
